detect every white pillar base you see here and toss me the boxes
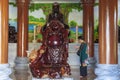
[32,77,74,80]
[0,64,12,80]
[94,64,120,80]
[88,57,96,68]
[14,57,29,70]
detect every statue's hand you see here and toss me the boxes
[29,49,37,63]
[39,49,45,54]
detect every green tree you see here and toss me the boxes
[69,20,77,27]
[29,3,83,24]
[29,16,36,21]
[29,16,46,23]
[39,17,46,22]
[119,20,120,26]
[9,2,16,7]
[94,20,99,41]
[29,3,52,18]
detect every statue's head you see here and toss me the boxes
[52,2,60,13]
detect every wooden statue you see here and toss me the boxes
[29,2,71,79]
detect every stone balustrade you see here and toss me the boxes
[8,43,120,67]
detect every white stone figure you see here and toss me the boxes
[33,25,37,43]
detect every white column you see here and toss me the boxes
[95,0,120,80]
[0,0,12,80]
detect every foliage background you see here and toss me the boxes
[9,2,101,43]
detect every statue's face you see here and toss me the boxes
[53,4,59,13]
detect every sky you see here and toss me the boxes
[94,6,99,21]
[29,9,46,19]
[9,5,17,19]
[68,9,83,26]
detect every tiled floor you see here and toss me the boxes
[10,66,96,80]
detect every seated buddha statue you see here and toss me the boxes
[29,2,71,79]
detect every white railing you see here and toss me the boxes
[8,43,120,67]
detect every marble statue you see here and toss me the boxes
[29,2,71,79]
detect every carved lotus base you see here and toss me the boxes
[32,77,74,80]
[30,63,71,79]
